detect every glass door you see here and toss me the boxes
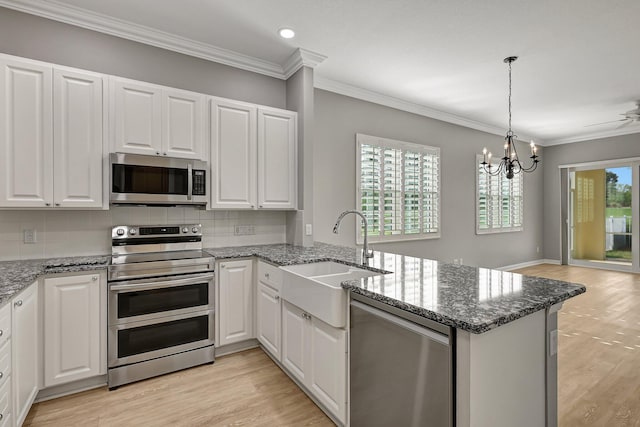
[568,161,639,271]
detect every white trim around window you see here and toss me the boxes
[476,154,524,234]
[356,133,441,243]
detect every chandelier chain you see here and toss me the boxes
[508,59,512,133]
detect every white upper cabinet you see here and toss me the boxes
[163,88,205,160]
[111,77,206,160]
[257,108,297,209]
[0,55,104,209]
[110,77,162,156]
[210,98,257,209]
[0,57,53,207]
[53,68,103,208]
[210,99,298,210]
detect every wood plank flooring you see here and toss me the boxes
[25,348,334,426]
[25,264,640,426]
[515,264,640,426]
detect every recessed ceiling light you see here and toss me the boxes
[278,28,295,39]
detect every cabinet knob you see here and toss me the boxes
[275,295,280,301]
[259,205,263,208]
[265,273,270,279]
[163,152,167,156]
[221,264,226,269]
[156,151,160,155]
[14,300,22,307]
[92,276,98,281]
[0,330,3,337]
[0,371,3,379]
[45,203,51,206]
[55,203,60,207]
[250,205,254,208]
[0,413,3,420]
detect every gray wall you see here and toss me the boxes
[313,89,544,268]
[542,133,640,261]
[0,7,285,107]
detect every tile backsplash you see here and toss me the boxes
[0,207,287,261]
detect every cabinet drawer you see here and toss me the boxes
[0,340,10,390]
[0,372,10,426]
[257,261,283,291]
[0,304,10,347]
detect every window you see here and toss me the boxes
[357,134,440,242]
[476,155,523,233]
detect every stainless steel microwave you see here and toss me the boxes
[110,153,208,206]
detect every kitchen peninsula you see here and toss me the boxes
[208,242,586,427]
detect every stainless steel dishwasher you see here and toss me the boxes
[350,297,454,427]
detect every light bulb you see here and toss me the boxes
[278,28,295,39]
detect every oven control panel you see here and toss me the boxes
[112,224,202,240]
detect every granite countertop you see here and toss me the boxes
[0,256,110,306]
[205,242,586,334]
[0,242,586,334]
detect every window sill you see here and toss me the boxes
[357,233,441,245]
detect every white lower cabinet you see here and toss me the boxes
[256,281,281,361]
[12,282,38,427]
[43,274,104,387]
[256,261,283,361]
[217,260,254,346]
[281,300,347,424]
[0,302,12,427]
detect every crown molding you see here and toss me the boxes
[0,0,290,78]
[282,48,327,79]
[544,126,640,146]
[314,76,545,145]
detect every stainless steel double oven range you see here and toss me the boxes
[107,224,215,389]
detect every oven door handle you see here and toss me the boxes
[109,273,214,292]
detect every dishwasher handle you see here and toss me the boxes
[351,300,449,346]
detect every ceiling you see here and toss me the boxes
[5,0,640,145]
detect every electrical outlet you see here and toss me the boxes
[23,229,36,244]
[234,225,255,236]
[536,246,540,253]
[305,224,313,236]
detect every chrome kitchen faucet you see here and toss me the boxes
[333,210,374,265]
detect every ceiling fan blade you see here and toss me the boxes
[584,119,627,127]
[616,120,633,129]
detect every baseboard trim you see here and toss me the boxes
[215,339,259,357]
[499,259,561,271]
[36,375,107,402]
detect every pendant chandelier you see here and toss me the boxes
[481,56,539,179]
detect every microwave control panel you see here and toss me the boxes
[192,170,206,196]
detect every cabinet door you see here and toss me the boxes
[53,68,103,208]
[281,301,309,384]
[257,108,297,209]
[217,260,254,346]
[309,316,347,423]
[43,274,101,387]
[12,282,38,427]
[111,77,162,155]
[256,281,281,360]
[0,58,53,207]
[210,98,257,209]
[162,88,205,160]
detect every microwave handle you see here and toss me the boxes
[187,163,193,201]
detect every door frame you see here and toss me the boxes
[561,157,640,273]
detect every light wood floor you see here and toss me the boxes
[515,264,640,426]
[25,264,640,426]
[25,348,334,427]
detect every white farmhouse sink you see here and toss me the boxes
[280,262,380,328]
